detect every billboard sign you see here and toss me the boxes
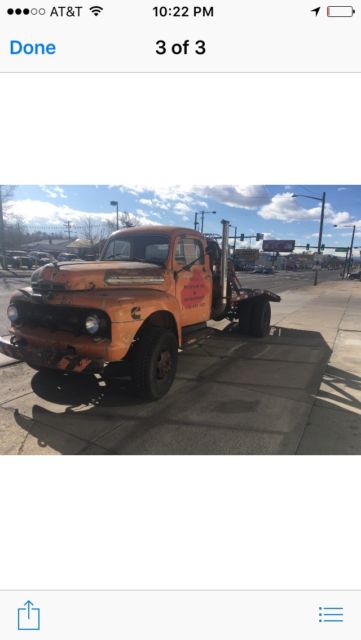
[262,240,295,252]
[233,249,259,262]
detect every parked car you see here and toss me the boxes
[29,251,55,267]
[57,253,82,262]
[252,266,274,274]
[3,250,33,269]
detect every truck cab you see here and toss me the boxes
[0,222,280,401]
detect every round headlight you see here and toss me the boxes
[7,304,19,323]
[85,315,100,335]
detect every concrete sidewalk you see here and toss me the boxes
[297,282,361,454]
[0,280,360,454]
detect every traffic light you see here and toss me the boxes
[306,244,310,251]
[240,234,245,241]
[256,233,264,241]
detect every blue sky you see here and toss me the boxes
[7,185,361,253]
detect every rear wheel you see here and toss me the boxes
[238,300,252,334]
[131,327,178,401]
[249,298,271,337]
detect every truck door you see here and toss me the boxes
[173,236,212,326]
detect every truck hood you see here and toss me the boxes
[31,260,168,292]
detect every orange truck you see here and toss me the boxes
[0,221,280,400]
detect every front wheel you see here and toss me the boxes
[131,327,178,401]
[249,298,271,337]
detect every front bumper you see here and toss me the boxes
[0,335,104,373]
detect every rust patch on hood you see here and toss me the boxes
[31,261,167,292]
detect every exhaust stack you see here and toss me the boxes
[220,219,230,304]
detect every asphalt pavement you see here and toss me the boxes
[239,269,341,293]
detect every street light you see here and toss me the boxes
[194,210,216,233]
[333,223,356,278]
[292,191,326,285]
[110,200,119,230]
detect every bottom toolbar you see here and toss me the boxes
[0,590,359,639]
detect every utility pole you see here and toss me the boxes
[64,220,72,241]
[342,248,349,279]
[194,210,216,233]
[314,191,326,286]
[0,187,6,269]
[292,191,326,286]
[233,226,237,255]
[347,225,356,277]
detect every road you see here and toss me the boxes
[239,269,341,294]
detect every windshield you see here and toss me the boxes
[102,234,170,265]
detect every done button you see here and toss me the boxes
[10,40,56,55]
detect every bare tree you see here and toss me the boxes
[104,211,140,237]
[80,216,105,245]
[0,186,18,268]
[120,211,140,228]
[5,216,27,249]
[105,216,118,235]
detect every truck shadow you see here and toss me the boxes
[29,365,134,409]
[10,324,361,454]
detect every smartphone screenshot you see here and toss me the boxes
[1,1,361,638]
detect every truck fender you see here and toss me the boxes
[138,303,182,346]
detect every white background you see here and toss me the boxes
[0,72,360,590]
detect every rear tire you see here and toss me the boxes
[131,327,178,401]
[238,300,252,335]
[249,298,271,337]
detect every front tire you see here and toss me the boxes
[249,298,271,337]
[131,327,178,401]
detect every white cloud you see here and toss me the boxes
[193,185,270,210]
[311,233,333,238]
[40,186,67,199]
[7,200,157,230]
[174,202,191,214]
[119,184,271,212]
[331,211,353,225]
[258,192,353,224]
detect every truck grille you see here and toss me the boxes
[15,302,111,339]
[32,282,66,293]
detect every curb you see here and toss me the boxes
[0,338,20,368]
[0,355,19,368]
[0,271,31,278]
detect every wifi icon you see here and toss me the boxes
[89,5,103,16]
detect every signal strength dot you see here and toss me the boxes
[89,5,103,16]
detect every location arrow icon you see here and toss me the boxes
[311,6,321,15]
